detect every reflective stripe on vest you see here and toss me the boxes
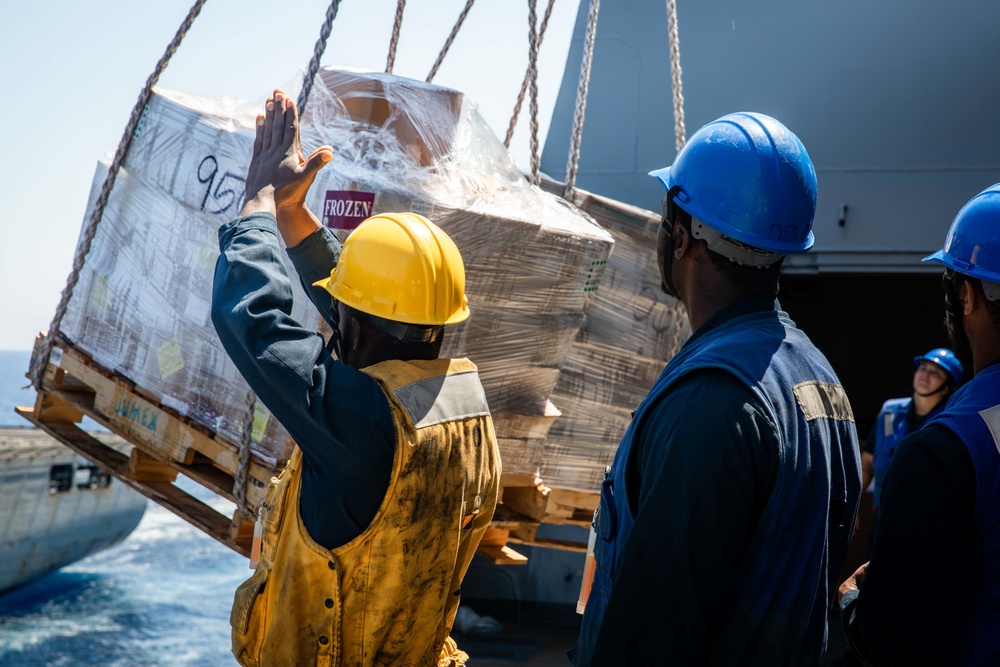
[393,369,491,428]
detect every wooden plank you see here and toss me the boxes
[501,485,549,522]
[543,487,599,527]
[128,448,179,483]
[62,350,200,467]
[47,344,274,514]
[33,387,84,424]
[230,511,255,553]
[477,544,529,565]
[508,535,587,553]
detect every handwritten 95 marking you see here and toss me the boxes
[198,155,246,215]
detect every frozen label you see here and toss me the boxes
[323,190,375,230]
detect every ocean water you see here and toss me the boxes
[0,350,245,666]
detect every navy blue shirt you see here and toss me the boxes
[593,294,781,664]
[212,212,394,549]
[841,424,976,665]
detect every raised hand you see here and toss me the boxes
[242,89,333,218]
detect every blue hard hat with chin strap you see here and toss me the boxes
[649,112,818,256]
[914,348,964,387]
[924,184,1000,297]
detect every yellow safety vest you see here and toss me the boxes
[231,358,501,666]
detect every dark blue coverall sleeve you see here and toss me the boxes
[590,368,779,665]
[284,224,343,330]
[840,424,975,666]
[211,212,394,549]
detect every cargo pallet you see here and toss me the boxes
[19,336,597,564]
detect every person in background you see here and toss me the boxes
[839,184,1000,665]
[571,112,862,666]
[212,89,500,667]
[859,348,962,551]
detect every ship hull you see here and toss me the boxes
[0,428,147,595]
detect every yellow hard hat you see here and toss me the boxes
[313,212,470,327]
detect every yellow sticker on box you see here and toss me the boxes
[156,338,185,380]
[252,402,271,443]
[90,274,111,312]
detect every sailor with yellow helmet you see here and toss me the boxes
[212,88,500,667]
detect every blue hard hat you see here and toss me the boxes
[913,348,964,386]
[923,184,1000,283]
[649,112,818,254]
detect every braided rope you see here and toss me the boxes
[527,0,542,185]
[503,0,556,148]
[233,386,259,516]
[426,0,476,83]
[30,0,209,392]
[562,0,600,198]
[297,0,342,112]
[664,0,687,360]
[385,0,406,74]
[233,0,343,516]
[666,0,686,152]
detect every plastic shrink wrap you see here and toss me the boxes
[539,198,690,490]
[59,68,618,477]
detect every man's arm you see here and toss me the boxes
[211,92,395,547]
[284,226,343,331]
[589,369,778,665]
[839,424,975,665]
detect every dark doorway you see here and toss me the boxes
[780,271,952,576]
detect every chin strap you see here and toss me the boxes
[327,303,346,362]
[915,384,948,398]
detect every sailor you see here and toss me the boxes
[571,112,862,665]
[860,347,962,549]
[211,89,500,667]
[839,185,1000,664]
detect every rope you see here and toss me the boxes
[562,0,600,199]
[426,0,476,83]
[233,0,344,516]
[297,0,342,112]
[664,0,687,360]
[233,386,259,517]
[385,0,406,74]
[504,0,556,148]
[527,0,542,185]
[666,0,686,151]
[29,0,209,393]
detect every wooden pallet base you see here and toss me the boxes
[25,336,598,564]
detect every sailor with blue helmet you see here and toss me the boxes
[840,185,1000,665]
[571,113,862,666]
[861,348,963,529]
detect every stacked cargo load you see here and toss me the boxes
[57,68,616,488]
[538,194,690,490]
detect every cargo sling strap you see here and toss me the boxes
[31,0,345,517]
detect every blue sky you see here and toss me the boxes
[0,0,581,350]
